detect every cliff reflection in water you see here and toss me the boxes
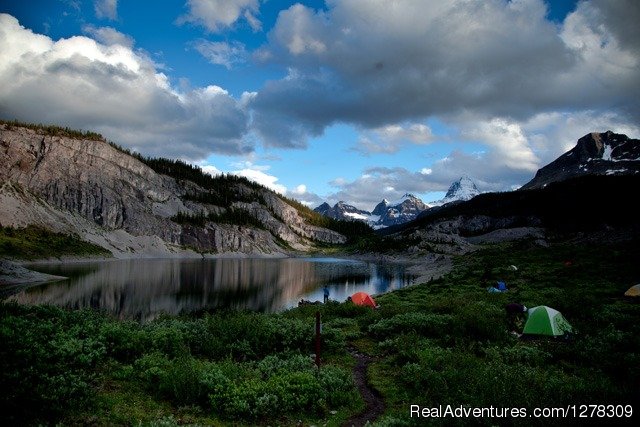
[8,258,414,320]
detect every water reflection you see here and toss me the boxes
[5,257,414,320]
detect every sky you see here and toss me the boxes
[0,0,639,211]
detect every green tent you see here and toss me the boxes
[523,306,573,336]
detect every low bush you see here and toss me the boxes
[368,312,455,340]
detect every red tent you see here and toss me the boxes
[351,292,377,308]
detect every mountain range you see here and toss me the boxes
[379,131,640,254]
[314,176,482,228]
[1,124,638,258]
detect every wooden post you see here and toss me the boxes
[315,310,321,369]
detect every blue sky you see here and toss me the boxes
[1,0,638,210]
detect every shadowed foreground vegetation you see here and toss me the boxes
[1,238,639,425]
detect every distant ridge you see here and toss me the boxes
[314,194,429,228]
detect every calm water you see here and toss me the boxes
[5,258,414,320]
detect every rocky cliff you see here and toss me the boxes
[0,124,346,257]
[521,131,640,190]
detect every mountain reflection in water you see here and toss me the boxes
[7,258,414,320]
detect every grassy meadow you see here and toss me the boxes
[1,237,639,425]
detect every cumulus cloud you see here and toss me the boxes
[178,0,261,33]
[231,163,287,194]
[353,122,433,155]
[94,0,118,20]
[326,109,640,209]
[200,164,222,176]
[250,0,640,148]
[191,40,246,69]
[325,167,447,210]
[82,24,133,48]
[0,14,251,159]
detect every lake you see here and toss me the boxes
[5,257,415,320]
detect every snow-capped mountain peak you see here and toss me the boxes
[444,176,480,201]
[388,193,419,207]
[430,176,481,207]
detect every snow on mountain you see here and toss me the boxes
[314,194,429,228]
[313,201,371,222]
[521,131,640,190]
[430,176,481,207]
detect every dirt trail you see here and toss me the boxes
[342,347,385,427]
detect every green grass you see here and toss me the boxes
[1,238,639,425]
[0,225,111,260]
[361,239,640,426]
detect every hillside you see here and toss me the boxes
[377,172,640,254]
[522,131,640,189]
[0,122,364,257]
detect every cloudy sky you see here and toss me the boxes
[1,0,638,210]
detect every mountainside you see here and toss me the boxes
[376,133,640,254]
[314,193,429,229]
[378,174,640,255]
[522,131,640,190]
[429,176,481,206]
[0,123,348,257]
[375,194,430,227]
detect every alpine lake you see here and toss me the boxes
[4,257,415,320]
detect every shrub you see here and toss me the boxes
[0,304,106,424]
[207,362,355,420]
[368,312,455,340]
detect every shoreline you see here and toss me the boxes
[1,250,454,290]
[0,259,68,287]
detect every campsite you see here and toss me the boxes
[2,238,638,425]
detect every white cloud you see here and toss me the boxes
[325,167,446,210]
[521,110,640,164]
[292,184,307,195]
[460,118,539,172]
[82,24,133,48]
[327,108,640,210]
[191,40,246,69]
[231,166,287,194]
[0,14,251,159]
[200,164,222,176]
[94,0,118,20]
[250,0,640,148]
[353,122,433,155]
[178,0,261,33]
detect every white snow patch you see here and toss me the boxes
[602,144,613,161]
[606,169,627,175]
[344,212,369,220]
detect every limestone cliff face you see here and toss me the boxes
[0,124,345,256]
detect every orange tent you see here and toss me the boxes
[351,292,377,308]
